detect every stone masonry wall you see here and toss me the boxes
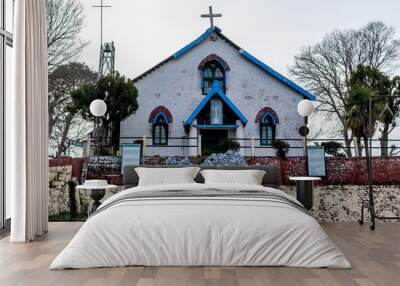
[49,155,400,222]
[282,185,400,223]
[141,156,400,185]
[48,165,72,216]
[83,156,123,185]
[78,155,400,185]
[249,156,400,185]
[49,158,90,216]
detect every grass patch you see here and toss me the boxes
[49,211,87,222]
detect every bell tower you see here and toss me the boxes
[99,42,115,76]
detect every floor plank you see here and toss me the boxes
[0,222,399,286]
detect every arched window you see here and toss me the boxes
[152,113,168,145]
[202,60,225,94]
[260,113,276,146]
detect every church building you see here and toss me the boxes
[120,8,316,157]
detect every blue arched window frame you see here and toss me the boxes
[152,112,169,145]
[201,60,226,95]
[260,112,276,146]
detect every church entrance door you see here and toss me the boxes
[200,129,228,156]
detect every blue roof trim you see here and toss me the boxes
[152,112,169,124]
[196,124,238,129]
[261,112,277,125]
[173,27,216,59]
[185,80,248,126]
[238,49,316,100]
[135,26,316,101]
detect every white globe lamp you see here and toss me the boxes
[297,99,314,117]
[90,99,107,158]
[90,99,107,117]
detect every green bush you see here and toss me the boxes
[98,145,113,156]
[217,139,240,152]
[272,139,290,160]
[49,211,87,222]
[320,141,343,156]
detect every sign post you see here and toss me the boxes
[307,146,326,177]
[121,143,142,175]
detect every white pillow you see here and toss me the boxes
[135,167,200,186]
[200,169,266,185]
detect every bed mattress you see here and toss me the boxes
[50,183,350,269]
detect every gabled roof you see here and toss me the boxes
[133,28,218,83]
[185,80,248,126]
[172,27,217,58]
[238,50,316,100]
[133,26,316,101]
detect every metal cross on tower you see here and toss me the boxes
[201,6,222,28]
[92,0,111,48]
[92,0,115,77]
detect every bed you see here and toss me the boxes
[50,165,350,269]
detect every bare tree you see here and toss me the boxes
[50,112,92,157]
[46,0,88,71]
[48,62,98,157]
[291,21,400,157]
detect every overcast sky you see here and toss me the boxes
[78,0,400,78]
[77,0,400,144]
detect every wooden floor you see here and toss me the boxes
[0,222,399,286]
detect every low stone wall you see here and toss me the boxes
[142,155,400,185]
[282,185,400,223]
[49,165,72,216]
[326,157,400,185]
[249,156,400,185]
[49,156,125,217]
[77,155,400,185]
[143,155,205,166]
[49,156,84,178]
[83,156,122,183]
[48,155,400,222]
[49,164,90,216]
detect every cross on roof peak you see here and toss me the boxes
[201,6,222,28]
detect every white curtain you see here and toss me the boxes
[7,0,49,242]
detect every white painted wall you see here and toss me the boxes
[120,32,305,157]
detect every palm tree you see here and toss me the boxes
[378,76,400,156]
[345,85,383,157]
[345,65,395,157]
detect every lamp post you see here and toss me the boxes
[87,99,107,215]
[362,95,400,231]
[90,99,107,156]
[297,99,314,156]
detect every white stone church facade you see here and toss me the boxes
[120,26,315,157]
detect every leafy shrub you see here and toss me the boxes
[217,139,240,152]
[320,141,343,156]
[49,211,87,222]
[98,145,113,156]
[272,139,290,160]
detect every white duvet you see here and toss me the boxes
[50,183,351,269]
